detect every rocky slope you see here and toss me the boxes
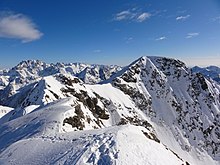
[110,56,220,162]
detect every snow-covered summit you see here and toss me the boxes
[0,60,122,88]
[110,56,220,162]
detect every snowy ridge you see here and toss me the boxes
[0,56,220,164]
[0,98,186,165]
[0,73,155,134]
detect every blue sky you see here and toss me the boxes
[0,0,220,68]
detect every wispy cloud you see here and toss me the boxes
[211,16,220,23]
[125,36,133,43]
[114,10,134,21]
[176,14,190,21]
[177,10,187,14]
[137,12,151,22]
[0,12,43,43]
[156,36,167,41]
[186,32,199,39]
[114,9,151,23]
[93,49,102,53]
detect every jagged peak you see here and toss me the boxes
[146,56,186,69]
[14,59,47,69]
[103,56,186,84]
[101,56,161,84]
[125,56,187,71]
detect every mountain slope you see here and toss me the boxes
[0,56,219,165]
[0,98,186,165]
[110,56,220,162]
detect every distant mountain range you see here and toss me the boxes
[192,65,220,83]
[0,57,219,165]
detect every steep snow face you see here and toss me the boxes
[192,65,220,83]
[111,56,220,162]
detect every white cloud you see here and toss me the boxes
[114,10,134,21]
[0,12,43,43]
[186,32,199,39]
[137,12,151,22]
[176,14,190,21]
[114,9,151,23]
[156,36,167,41]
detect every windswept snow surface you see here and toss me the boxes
[0,98,184,165]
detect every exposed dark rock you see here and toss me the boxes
[49,90,59,99]
[63,116,84,130]
[113,78,152,112]
[57,74,81,86]
[142,130,160,143]
[61,87,109,121]
[63,104,85,130]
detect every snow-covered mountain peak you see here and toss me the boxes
[114,56,188,82]
[14,59,47,69]
[0,60,122,88]
[108,56,220,162]
[0,56,220,164]
[8,60,47,78]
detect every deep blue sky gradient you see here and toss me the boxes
[0,0,220,68]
